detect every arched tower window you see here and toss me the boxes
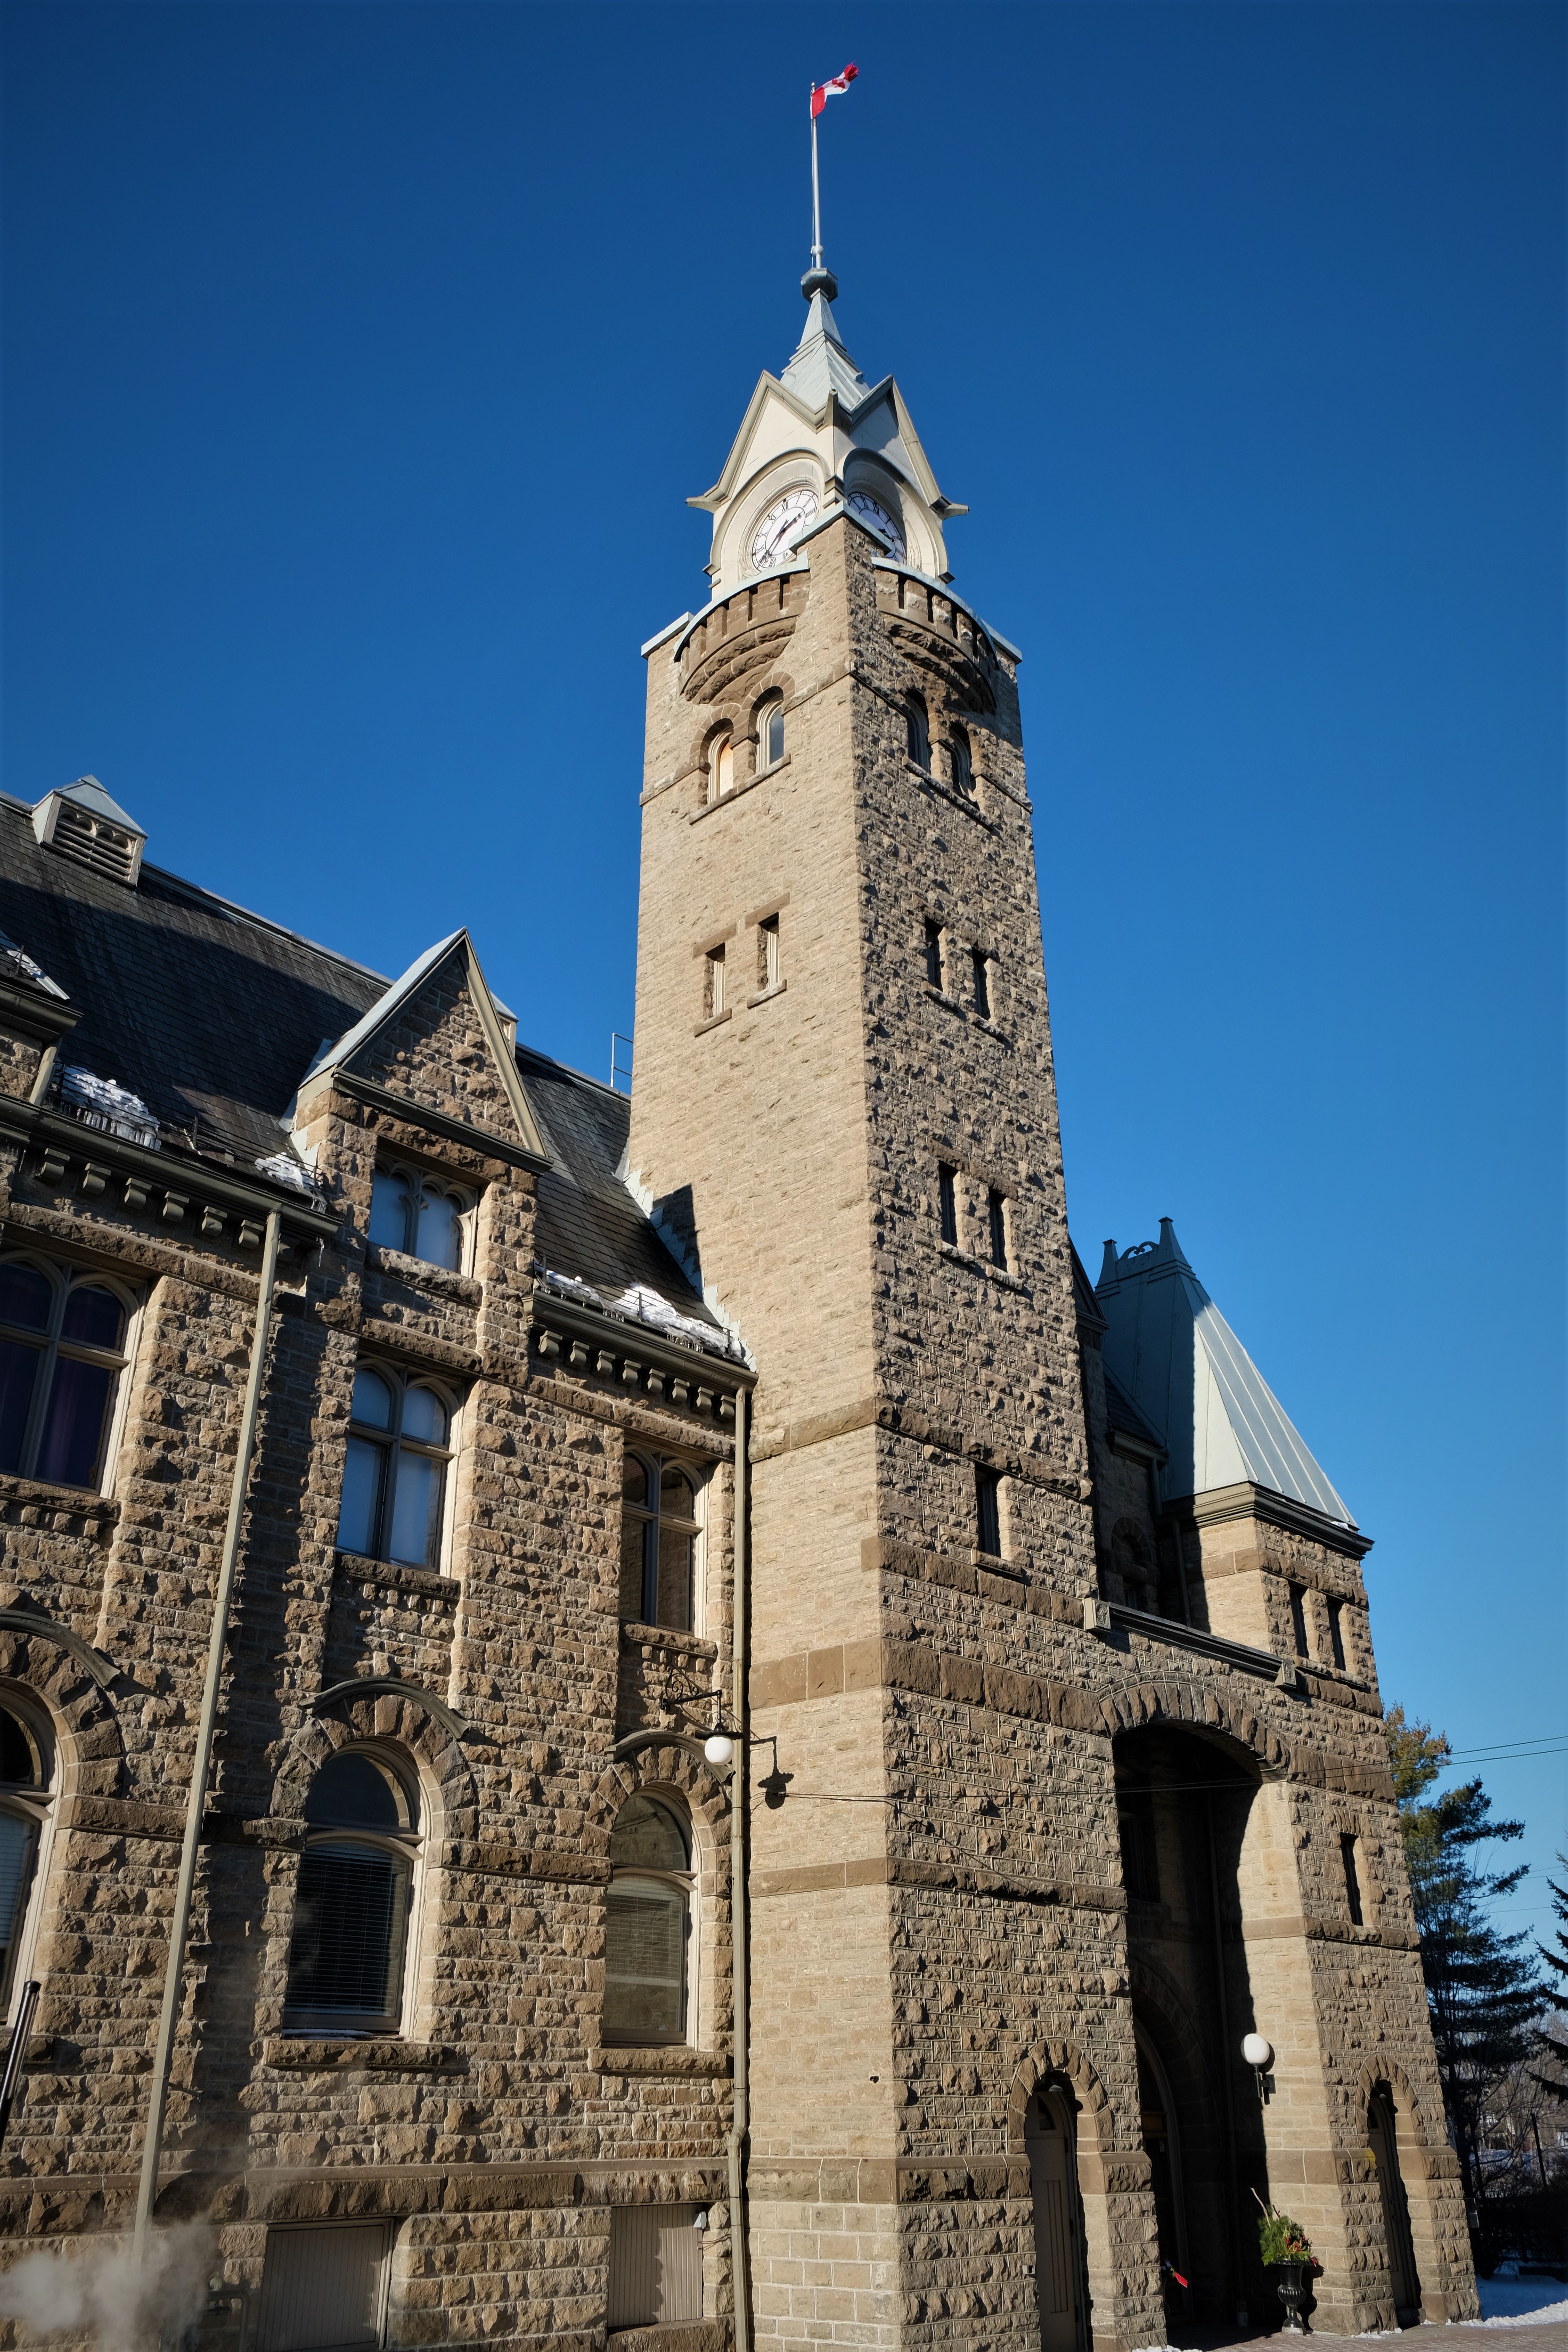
[709,735,734,801]
[0,1698,53,2014]
[905,694,930,770]
[368,1162,473,1273]
[603,1793,694,2046]
[758,697,786,769]
[284,1749,421,2034]
[949,728,973,796]
[619,1452,702,1631]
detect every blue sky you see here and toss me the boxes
[3,6,1562,1922]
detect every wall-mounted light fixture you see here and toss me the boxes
[1242,2032,1276,2103]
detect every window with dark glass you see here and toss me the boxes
[1327,1597,1346,1671]
[1117,1783,1161,1903]
[759,698,785,769]
[924,919,944,991]
[1341,1832,1365,1926]
[972,949,992,1021]
[987,1189,1009,1271]
[367,1164,470,1274]
[976,1465,1003,1558]
[620,1453,701,1630]
[0,1701,50,2010]
[603,1794,693,2045]
[1288,1583,1310,1659]
[938,1164,958,1247]
[949,729,973,796]
[0,1256,130,1492]
[337,1365,453,1569]
[284,1750,419,2031]
[905,694,930,770]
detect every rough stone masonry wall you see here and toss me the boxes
[0,976,745,2352]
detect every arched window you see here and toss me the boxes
[709,735,734,802]
[337,1363,454,1569]
[758,697,785,770]
[619,1453,701,1630]
[367,1162,471,1273]
[284,1749,420,2033]
[0,1255,132,1492]
[905,694,929,770]
[0,1698,52,2014]
[603,1793,693,2046]
[949,728,973,796]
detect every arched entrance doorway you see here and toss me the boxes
[1368,2086,1420,2323]
[1025,2082,1089,2352]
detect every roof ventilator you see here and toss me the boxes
[31,777,147,889]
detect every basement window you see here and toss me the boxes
[256,2224,391,2352]
[608,2206,703,2330]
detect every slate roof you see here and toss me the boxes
[1096,1218,1354,1528]
[0,791,722,1339]
[779,289,872,413]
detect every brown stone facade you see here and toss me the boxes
[629,512,1475,2350]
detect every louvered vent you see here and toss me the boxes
[31,777,146,888]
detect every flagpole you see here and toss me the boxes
[810,99,822,271]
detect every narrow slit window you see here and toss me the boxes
[924,919,943,990]
[761,700,785,767]
[971,950,991,1020]
[975,1465,1003,1558]
[1341,1832,1365,1926]
[987,1189,1009,1270]
[949,729,973,796]
[1288,1583,1309,1658]
[905,693,929,770]
[758,916,780,991]
[1327,1597,1346,1671]
[705,946,725,1019]
[711,736,734,801]
[938,1163,958,1247]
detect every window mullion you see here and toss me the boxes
[18,1336,57,1481]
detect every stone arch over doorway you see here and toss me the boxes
[1353,2057,1469,2323]
[1006,2044,1162,2352]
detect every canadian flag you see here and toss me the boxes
[811,63,858,118]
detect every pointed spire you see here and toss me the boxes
[780,275,869,414]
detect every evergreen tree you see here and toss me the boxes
[1532,1855,1568,2099]
[1385,1705,1541,2215]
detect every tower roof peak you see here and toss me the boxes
[779,278,869,411]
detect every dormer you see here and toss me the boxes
[689,268,967,599]
[31,777,146,888]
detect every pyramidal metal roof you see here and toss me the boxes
[1095,1219,1354,1529]
[778,288,871,412]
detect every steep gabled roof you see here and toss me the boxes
[1096,1219,1354,1528]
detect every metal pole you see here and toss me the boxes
[0,1980,40,2154]
[810,108,822,270]
[132,1209,282,2265]
[725,1385,750,2352]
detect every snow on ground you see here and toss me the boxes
[1465,2275,1568,2327]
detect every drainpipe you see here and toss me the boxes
[725,1385,751,2352]
[133,1209,282,2265]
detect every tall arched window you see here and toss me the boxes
[0,1698,52,2014]
[0,1255,132,1491]
[284,1749,420,2034]
[619,1453,701,1630]
[603,1793,693,2046]
[905,694,930,770]
[368,1162,472,1273]
[709,734,734,802]
[337,1363,454,1569]
[758,697,785,769]
[949,728,973,796]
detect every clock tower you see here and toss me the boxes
[627,271,1134,2352]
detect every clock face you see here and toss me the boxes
[846,488,905,560]
[749,487,819,573]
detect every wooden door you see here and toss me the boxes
[1368,2092,1420,2322]
[1026,2087,1088,2352]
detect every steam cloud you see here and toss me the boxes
[0,2224,215,2352]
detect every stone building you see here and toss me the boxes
[0,265,1473,2352]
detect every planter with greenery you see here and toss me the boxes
[1256,2200,1320,2334]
